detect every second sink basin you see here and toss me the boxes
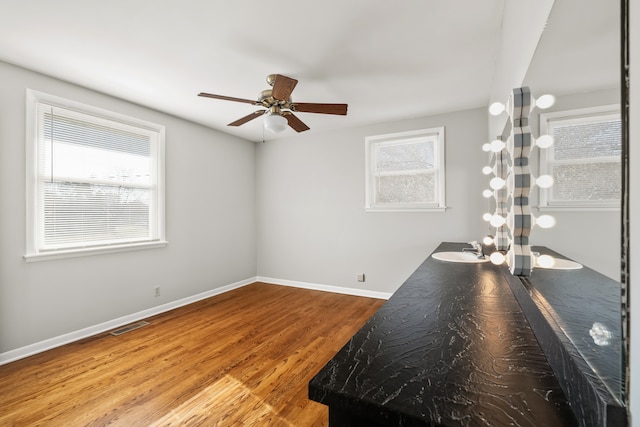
[432,251,489,263]
[535,257,583,270]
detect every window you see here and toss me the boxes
[25,90,166,261]
[365,128,445,212]
[539,105,621,211]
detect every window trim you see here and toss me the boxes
[538,104,621,212]
[365,127,446,212]
[24,89,167,262]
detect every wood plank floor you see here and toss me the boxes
[0,282,385,426]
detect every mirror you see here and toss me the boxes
[521,0,623,403]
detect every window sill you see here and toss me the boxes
[24,240,168,262]
[537,205,620,213]
[365,206,448,213]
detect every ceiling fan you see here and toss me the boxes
[198,74,348,133]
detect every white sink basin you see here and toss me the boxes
[535,258,583,270]
[432,251,489,263]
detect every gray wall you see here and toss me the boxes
[0,61,257,354]
[256,108,488,294]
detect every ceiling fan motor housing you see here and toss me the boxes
[259,89,291,108]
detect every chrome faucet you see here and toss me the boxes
[462,241,485,259]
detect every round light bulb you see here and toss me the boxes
[482,189,494,198]
[482,235,494,245]
[535,94,556,109]
[489,177,506,190]
[490,214,506,228]
[482,212,492,222]
[535,214,556,229]
[482,166,493,175]
[536,134,554,149]
[489,139,506,153]
[263,113,288,133]
[490,252,506,265]
[536,254,556,268]
[536,175,554,188]
[482,143,491,152]
[489,102,506,116]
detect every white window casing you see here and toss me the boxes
[25,89,167,261]
[365,127,446,212]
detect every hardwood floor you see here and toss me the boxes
[0,283,385,426]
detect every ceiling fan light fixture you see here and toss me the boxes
[264,113,288,133]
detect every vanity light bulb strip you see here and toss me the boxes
[494,148,510,251]
[506,87,534,277]
[485,87,558,276]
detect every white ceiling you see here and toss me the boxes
[0,1,618,142]
[0,0,505,141]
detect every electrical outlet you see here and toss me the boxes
[154,286,160,297]
[357,273,365,282]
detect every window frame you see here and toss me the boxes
[25,89,167,262]
[538,104,621,212]
[365,127,446,212]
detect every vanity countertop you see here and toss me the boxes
[506,246,626,426]
[309,242,577,426]
[528,246,622,395]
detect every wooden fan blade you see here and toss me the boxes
[228,110,265,127]
[283,112,310,132]
[198,92,259,105]
[290,103,348,115]
[272,75,298,101]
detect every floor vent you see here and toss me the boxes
[109,321,150,336]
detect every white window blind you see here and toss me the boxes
[26,90,166,260]
[365,128,446,212]
[539,105,621,210]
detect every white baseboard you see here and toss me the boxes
[0,277,255,366]
[257,276,393,300]
[0,277,391,365]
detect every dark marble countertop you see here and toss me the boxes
[309,242,577,426]
[528,246,622,397]
[505,246,626,426]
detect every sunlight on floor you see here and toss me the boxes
[149,374,294,426]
